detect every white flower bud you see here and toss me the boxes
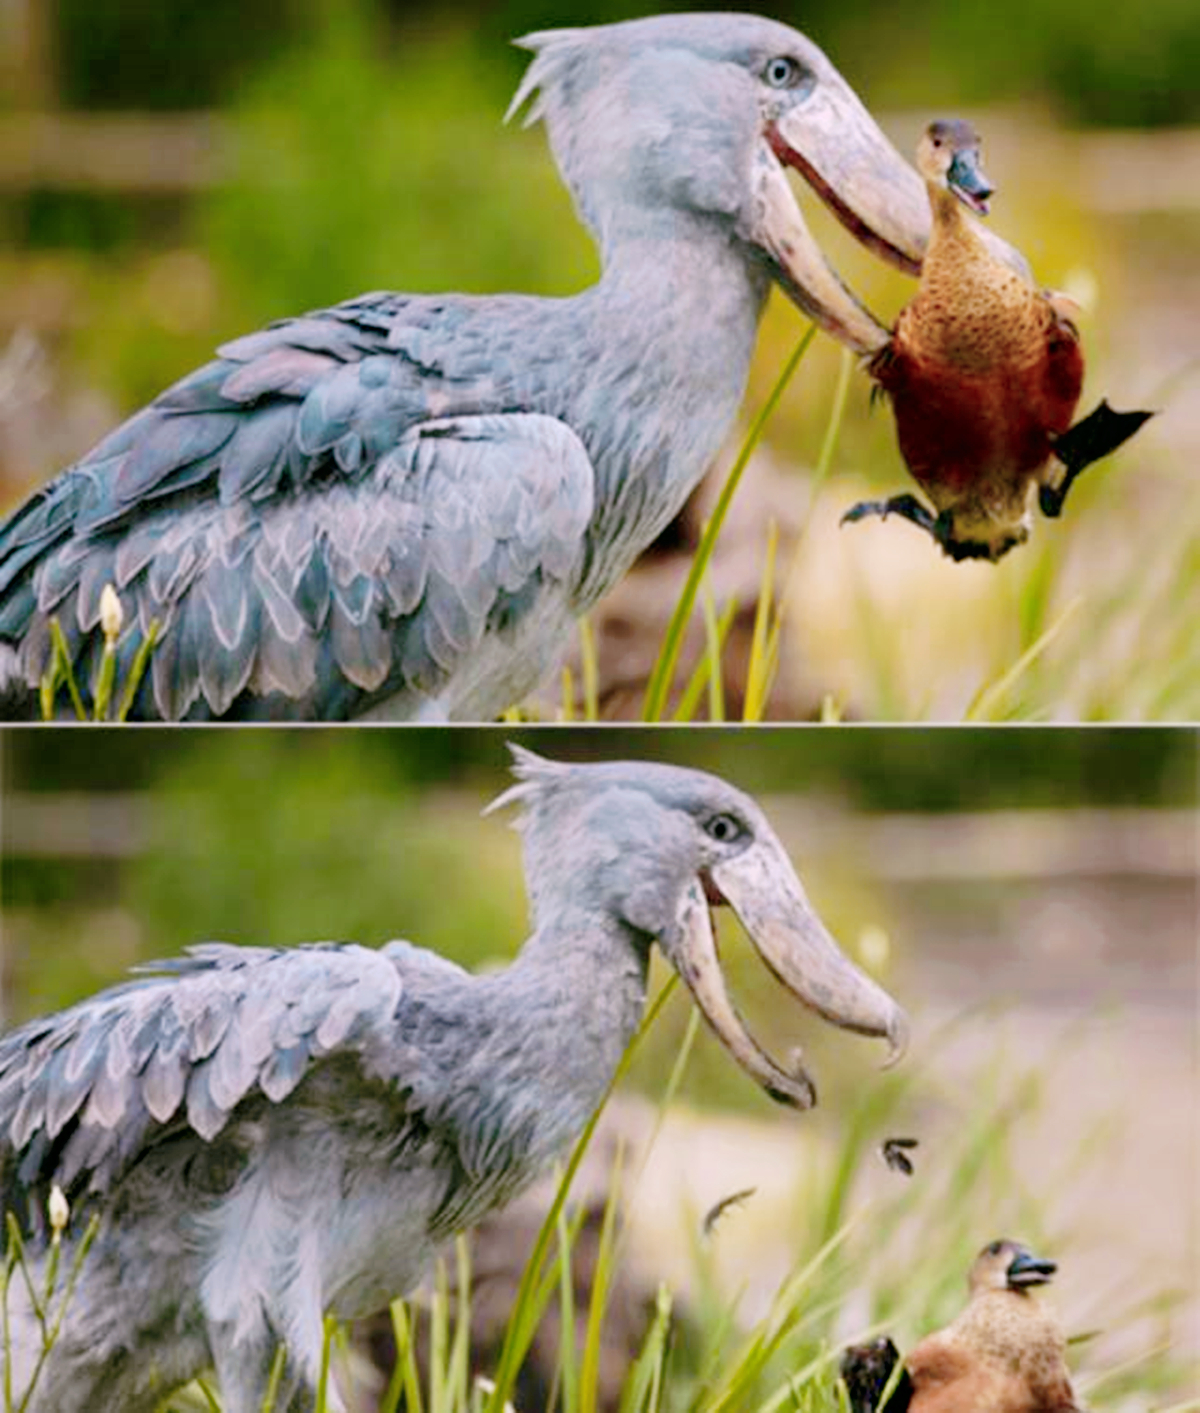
[48,1183,69,1233]
[99,584,124,643]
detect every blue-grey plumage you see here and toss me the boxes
[0,747,906,1411]
[0,12,1038,720]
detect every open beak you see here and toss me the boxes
[1006,1246,1058,1289]
[748,71,1029,354]
[661,837,908,1109]
[948,147,994,216]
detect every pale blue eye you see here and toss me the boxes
[705,813,744,843]
[764,55,805,89]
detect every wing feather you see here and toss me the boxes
[0,943,404,1197]
[0,293,595,720]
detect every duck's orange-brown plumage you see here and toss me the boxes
[845,121,1152,561]
[840,1239,1082,1413]
[905,1240,1081,1412]
[869,121,1084,558]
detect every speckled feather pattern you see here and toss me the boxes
[906,1289,1080,1412]
[871,185,1083,550]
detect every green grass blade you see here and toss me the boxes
[556,1204,580,1413]
[93,644,117,722]
[579,616,600,722]
[2,1236,12,1413]
[743,519,779,722]
[579,1160,623,1413]
[697,1218,860,1413]
[45,620,86,721]
[810,347,855,502]
[314,1315,335,1413]
[259,1344,287,1413]
[385,1301,425,1413]
[116,620,160,722]
[700,574,725,722]
[194,1380,223,1413]
[559,665,576,722]
[485,979,679,1413]
[642,327,816,721]
[444,1238,473,1412]
[965,595,1083,721]
[670,595,738,723]
[618,1284,673,1413]
[430,1258,451,1413]
[753,343,855,720]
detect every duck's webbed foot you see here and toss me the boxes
[842,496,1015,563]
[842,493,937,534]
[840,1336,912,1413]
[1040,399,1155,518]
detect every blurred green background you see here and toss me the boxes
[1,724,1192,1050]
[1,0,1197,721]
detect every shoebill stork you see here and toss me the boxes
[0,748,907,1412]
[0,11,1029,720]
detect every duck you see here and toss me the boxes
[840,1239,1082,1413]
[843,119,1152,562]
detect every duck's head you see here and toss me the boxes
[968,1239,1058,1297]
[917,119,994,217]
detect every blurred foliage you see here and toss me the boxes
[828,0,1200,127]
[122,734,527,964]
[201,5,597,328]
[53,0,313,111]
[4,725,1192,807]
[41,0,1200,128]
[1,727,1193,1033]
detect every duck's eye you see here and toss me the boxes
[763,55,804,89]
[705,813,744,844]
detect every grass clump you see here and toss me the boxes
[38,584,158,722]
[1,1192,100,1412]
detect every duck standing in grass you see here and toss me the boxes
[840,1239,1082,1412]
[844,119,1152,562]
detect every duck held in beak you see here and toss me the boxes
[747,49,1023,353]
[841,117,1154,561]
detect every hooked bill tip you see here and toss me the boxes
[880,1009,910,1069]
[763,1047,816,1109]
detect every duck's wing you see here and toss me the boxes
[903,1329,973,1392]
[840,1337,912,1412]
[0,296,594,719]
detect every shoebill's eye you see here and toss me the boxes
[705,814,745,844]
[763,55,806,90]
